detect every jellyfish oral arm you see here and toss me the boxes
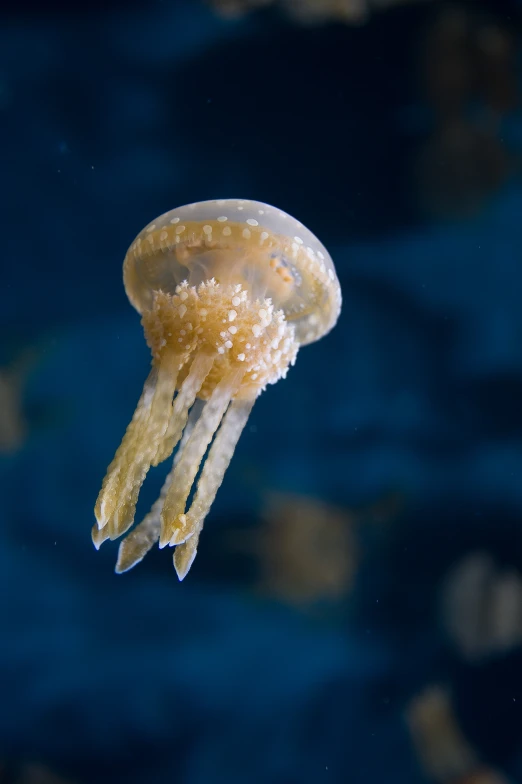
[93,353,180,544]
[94,279,297,578]
[159,366,245,548]
[173,395,255,580]
[114,400,203,574]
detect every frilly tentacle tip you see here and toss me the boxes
[115,546,137,574]
[91,524,105,550]
[174,549,197,581]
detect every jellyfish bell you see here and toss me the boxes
[93,198,341,580]
[124,198,340,345]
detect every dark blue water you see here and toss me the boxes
[2,1,522,782]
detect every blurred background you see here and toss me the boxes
[2,0,522,782]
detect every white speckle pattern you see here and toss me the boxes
[232,296,241,307]
[222,226,232,236]
[242,229,251,239]
[146,224,156,233]
[217,216,228,222]
[246,218,258,226]
[170,217,180,224]
[175,225,185,234]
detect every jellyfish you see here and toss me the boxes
[93,199,341,580]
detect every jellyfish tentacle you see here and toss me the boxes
[113,498,162,572]
[115,400,204,573]
[94,365,158,532]
[95,350,180,540]
[160,366,245,548]
[173,396,256,580]
[91,519,110,549]
[152,352,215,466]
[109,350,180,539]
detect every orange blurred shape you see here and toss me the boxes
[5,762,75,784]
[0,350,36,454]
[406,686,512,784]
[208,0,432,25]
[257,492,358,605]
[406,686,478,783]
[458,770,512,784]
